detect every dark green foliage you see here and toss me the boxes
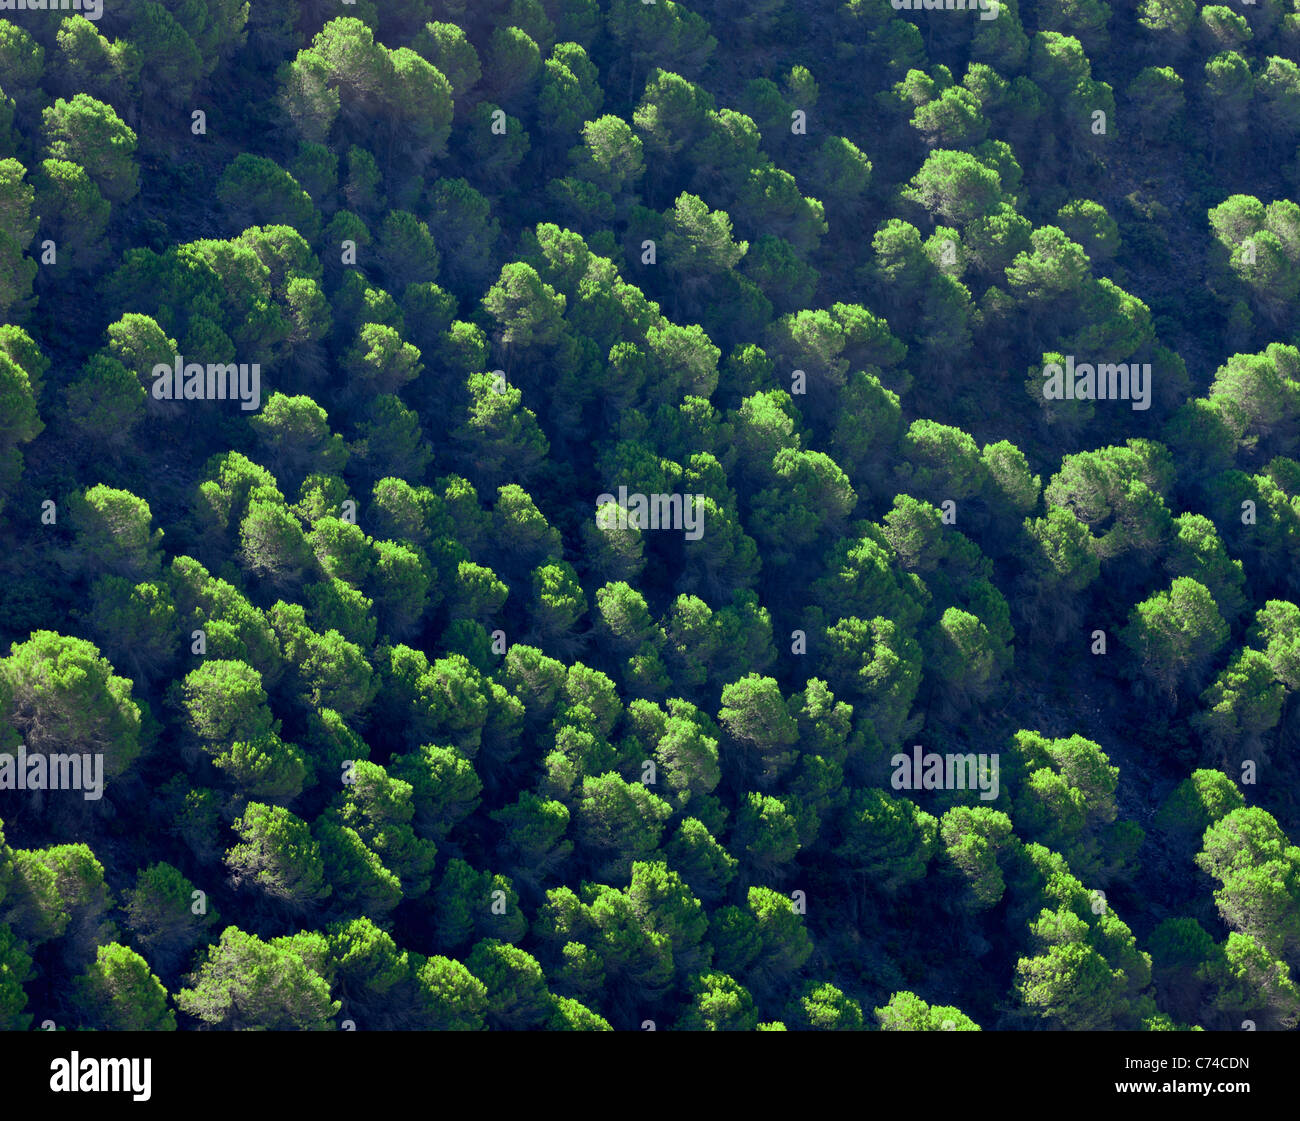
[3,0,1298,1038]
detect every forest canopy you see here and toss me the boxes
[0,0,1298,1033]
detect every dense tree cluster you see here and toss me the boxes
[0,0,1298,1031]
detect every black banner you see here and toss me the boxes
[0,1027,1288,1108]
